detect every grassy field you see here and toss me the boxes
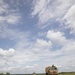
[58,72,75,75]
[19,72,75,75]
[1,72,75,75]
[36,72,75,75]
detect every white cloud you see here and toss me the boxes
[0,0,29,41]
[32,0,75,35]
[0,48,15,57]
[6,14,20,24]
[0,6,20,25]
[32,0,46,16]
[32,0,73,28]
[62,5,75,34]
[0,16,5,22]
[0,0,75,74]
[36,39,52,48]
[0,35,75,73]
[0,14,20,24]
[46,30,68,45]
[0,0,23,40]
[0,0,8,14]
[1,29,75,73]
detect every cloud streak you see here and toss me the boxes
[32,0,75,35]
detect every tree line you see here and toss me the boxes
[0,72,10,75]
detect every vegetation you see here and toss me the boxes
[0,73,4,75]
[0,72,75,75]
[59,72,75,75]
[6,72,10,75]
[35,72,75,75]
[0,72,10,75]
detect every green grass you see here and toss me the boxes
[58,72,75,75]
[34,72,75,75]
[0,72,75,75]
[32,72,75,75]
[16,72,75,75]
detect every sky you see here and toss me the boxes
[0,0,75,74]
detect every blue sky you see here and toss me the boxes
[0,0,75,74]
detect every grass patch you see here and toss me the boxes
[59,72,75,75]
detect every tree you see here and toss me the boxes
[0,73,4,75]
[6,72,10,75]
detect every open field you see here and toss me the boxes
[1,72,75,75]
[16,72,75,75]
[58,72,75,75]
[34,72,75,75]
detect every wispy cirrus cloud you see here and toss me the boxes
[62,5,75,34]
[32,0,72,24]
[0,0,20,24]
[31,0,75,35]
[0,0,29,40]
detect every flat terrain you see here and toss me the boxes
[35,72,75,75]
[1,72,75,75]
[58,72,75,75]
